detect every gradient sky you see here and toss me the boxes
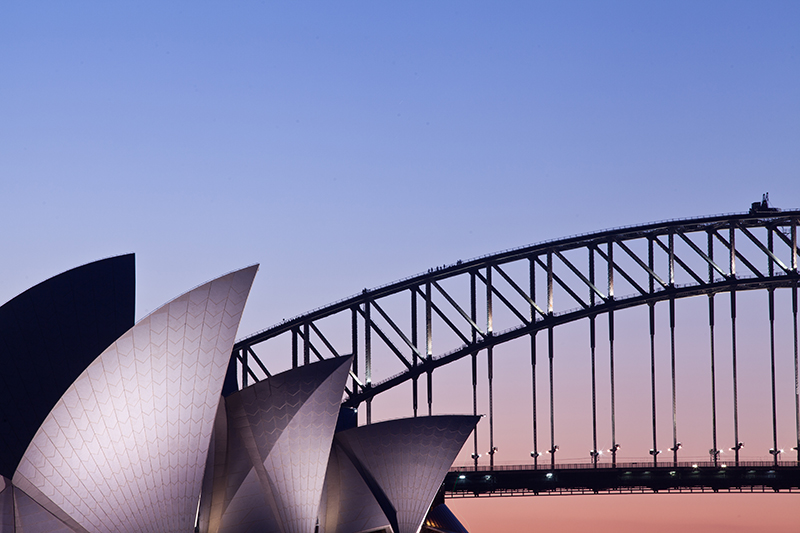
[2,2,799,531]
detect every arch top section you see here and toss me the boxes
[234,209,800,406]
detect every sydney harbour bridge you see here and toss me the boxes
[233,200,800,498]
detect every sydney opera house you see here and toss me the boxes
[0,255,477,533]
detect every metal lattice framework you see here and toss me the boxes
[232,207,800,474]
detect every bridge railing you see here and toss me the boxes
[449,460,800,472]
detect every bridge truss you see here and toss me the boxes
[232,208,800,477]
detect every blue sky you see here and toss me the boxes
[2,2,798,335]
[2,2,799,531]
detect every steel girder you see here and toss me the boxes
[233,210,798,411]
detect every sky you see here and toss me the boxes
[2,1,799,531]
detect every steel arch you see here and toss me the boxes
[232,207,800,468]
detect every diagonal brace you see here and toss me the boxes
[533,256,590,308]
[246,346,272,378]
[613,239,668,289]
[739,225,791,273]
[309,322,340,358]
[593,246,649,296]
[677,232,729,279]
[712,230,764,278]
[554,250,611,299]
[413,286,472,345]
[432,280,487,338]
[356,306,413,369]
[371,299,425,358]
[238,351,261,383]
[475,270,533,324]
[493,263,548,318]
[653,237,706,285]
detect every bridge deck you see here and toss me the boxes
[445,462,800,497]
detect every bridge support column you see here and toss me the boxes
[411,289,418,418]
[590,315,598,468]
[548,326,556,469]
[793,220,799,463]
[609,308,617,467]
[351,306,358,396]
[531,331,539,469]
[793,279,799,463]
[769,287,779,466]
[607,241,618,468]
[709,294,719,466]
[303,322,310,365]
[292,328,298,369]
[470,270,480,470]
[529,257,540,469]
[649,302,659,466]
[365,299,372,424]
[669,296,679,466]
[426,280,433,417]
[472,351,479,470]
[488,346,495,470]
[731,287,741,466]
[487,266,495,469]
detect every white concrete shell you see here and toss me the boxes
[318,444,387,533]
[13,488,75,533]
[320,416,479,533]
[13,266,258,533]
[204,356,352,533]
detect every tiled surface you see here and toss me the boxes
[264,363,350,533]
[215,468,274,533]
[13,267,257,533]
[213,357,351,533]
[318,444,388,533]
[332,416,479,533]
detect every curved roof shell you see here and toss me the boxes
[12,265,257,533]
[321,415,479,533]
[204,356,352,533]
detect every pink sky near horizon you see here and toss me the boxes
[449,493,798,533]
